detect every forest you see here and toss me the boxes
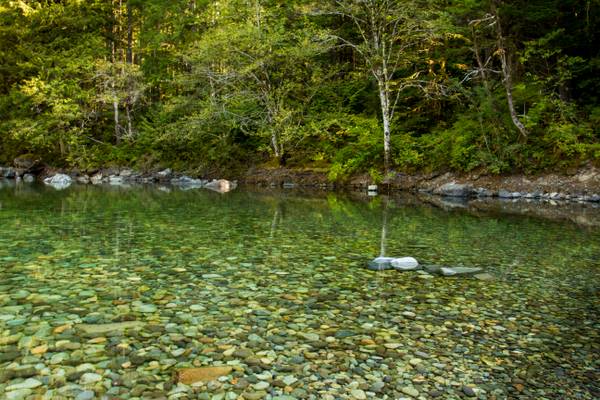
[1,0,599,180]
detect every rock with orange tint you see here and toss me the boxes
[31,345,48,355]
[175,366,233,384]
[53,324,72,334]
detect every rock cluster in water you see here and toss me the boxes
[35,169,238,193]
[429,180,600,203]
[367,257,484,278]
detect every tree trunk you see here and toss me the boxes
[113,90,120,144]
[125,105,133,139]
[126,0,133,64]
[499,49,527,138]
[378,82,392,173]
[271,132,280,159]
[493,5,528,138]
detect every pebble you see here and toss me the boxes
[462,385,477,397]
[6,378,43,391]
[401,386,419,398]
[80,372,103,384]
[350,389,367,399]
[75,390,96,400]
[253,381,270,390]
[5,389,33,400]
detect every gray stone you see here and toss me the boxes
[120,169,134,177]
[135,304,157,313]
[205,179,237,193]
[367,257,395,271]
[6,378,43,391]
[5,389,32,400]
[75,390,96,400]
[109,175,125,185]
[475,187,494,197]
[440,267,483,276]
[80,372,102,384]
[90,173,103,184]
[156,168,172,179]
[23,174,35,183]
[435,182,473,197]
[401,386,419,397]
[462,386,477,397]
[44,174,72,190]
[391,257,419,271]
[2,167,16,178]
[171,175,205,189]
[498,189,520,198]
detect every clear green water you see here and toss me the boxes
[0,184,598,399]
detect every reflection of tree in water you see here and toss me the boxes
[270,200,285,239]
[380,197,389,258]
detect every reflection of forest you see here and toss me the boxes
[0,185,598,277]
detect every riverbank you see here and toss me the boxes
[1,164,600,203]
[242,166,600,203]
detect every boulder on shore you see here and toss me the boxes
[205,179,237,193]
[434,182,473,197]
[171,175,205,189]
[43,174,72,190]
[23,174,36,183]
[14,154,40,171]
[1,167,16,179]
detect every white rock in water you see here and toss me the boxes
[368,185,378,191]
[44,174,72,190]
[391,257,419,270]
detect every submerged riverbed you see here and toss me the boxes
[0,184,598,399]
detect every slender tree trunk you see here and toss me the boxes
[271,132,280,159]
[493,5,528,138]
[126,0,133,64]
[125,105,133,139]
[378,81,392,173]
[113,87,120,144]
[499,49,527,138]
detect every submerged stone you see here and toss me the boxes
[391,257,419,271]
[175,366,233,384]
[440,267,483,276]
[77,321,145,335]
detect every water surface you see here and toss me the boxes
[0,184,598,399]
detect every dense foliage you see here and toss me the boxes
[1,0,599,178]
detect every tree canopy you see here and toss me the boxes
[1,0,599,178]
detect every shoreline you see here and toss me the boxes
[1,164,600,203]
